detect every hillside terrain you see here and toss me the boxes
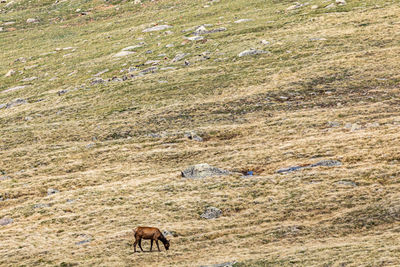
[1,0,400,266]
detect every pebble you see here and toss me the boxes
[238,49,268,57]
[113,51,135,57]
[142,25,172,32]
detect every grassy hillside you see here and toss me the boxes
[1,0,400,266]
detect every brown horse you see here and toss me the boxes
[133,226,170,252]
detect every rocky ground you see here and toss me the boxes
[1,0,400,266]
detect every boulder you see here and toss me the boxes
[0,217,13,226]
[238,49,268,57]
[142,25,172,32]
[181,163,229,179]
[201,207,222,219]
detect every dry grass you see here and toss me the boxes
[1,0,400,266]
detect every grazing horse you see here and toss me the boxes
[133,226,170,252]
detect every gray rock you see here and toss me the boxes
[201,207,222,219]
[172,53,189,62]
[26,18,39,23]
[21,76,38,82]
[140,66,158,74]
[181,163,229,179]
[6,98,27,108]
[0,217,13,226]
[0,104,6,109]
[47,188,59,195]
[142,25,172,32]
[310,160,342,167]
[325,3,336,9]
[276,166,305,174]
[336,0,346,5]
[94,69,109,77]
[144,60,160,65]
[238,49,268,57]
[199,262,236,267]
[162,230,177,237]
[261,40,270,45]
[91,78,105,85]
[277,159,342,173]
[286,2,306,10]
[328,121,340,128]
[0,27,3,32]
[145,50,153,54]
[76,239,91,245]
[194,26,207,34]
[0,176,11,180]
[113,51,135,58]
[33,203,51,209]
[336,180,357,187]
[234,19,253,23]
[2,85,26,93]
[121,45,142,51]
[166,44,174,48]
[4,21,16,26]
[197,27,227,35]
[184,132,203,142]
[57,89,69,96]
[187,36,204,41]
[4,69,15,77]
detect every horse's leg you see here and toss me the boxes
[139,238,144,252]
[156,240,161,252]
[150,239,153,252]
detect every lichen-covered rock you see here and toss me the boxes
[200,207,222,219]
[181,163,229,179]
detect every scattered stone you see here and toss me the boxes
[162,230,177,237]
[0,175,11,180]
[199,262,236,267]
[187,36,204,41]
[234,19,253,23]
[277,159,342,173]
[94,69,109,77]
[261,40,270,45]
[328,121,340,128]
[336,0,346,5]
[325,3,336,9]
[0,104,6,109]
[184,132,203,142]
[4,70,15,77]
[33,203,51,209]
[2,85,26,93]
[142,25,172,33]
[24,64,38,70]
[336,180,357,187]
[140,66,158,74]
[128,66,139,72]
[194,26,207,34]
[4,21,15,26]
[57,89,69,96]
[286,2,307,10]
[134,0,141,4]
[310,160,342,167]
[0,217,13,226]
[0,27,3,32]
[345,123,362,131]
[47,188,59,195]
[75,238,91,245]
[276,166,304,174]
[310,37,327,41]
[62,47,75,50]
[113,51,134,58]
[122,45,142,51]
[164,30,173,35]
[181,163,230,179]
[144,60,160,65]
[21,76,38,82]
[6,98,27,108]
[201,207,222,219]
[166,43,174,48]
[238,49,268,57]
[311,5,319,9]
[26,18,39,23]
[172,53,189,62]
[200,27,227,35]
[91,78,105,85]
[366,122,380,128]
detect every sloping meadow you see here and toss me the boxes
[1,0,400,266]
